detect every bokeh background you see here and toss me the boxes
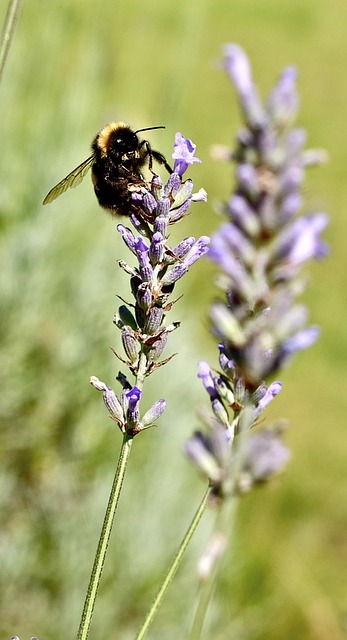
[1,1,347,639]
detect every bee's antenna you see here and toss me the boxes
[135,126,165,134]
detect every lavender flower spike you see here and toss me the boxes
[93,129,206,429]
[186,45,327,503]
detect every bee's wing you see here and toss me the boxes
[43,155,94,205]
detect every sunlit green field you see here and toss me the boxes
[1,1,347,639]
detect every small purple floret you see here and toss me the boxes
[172,132,202,176]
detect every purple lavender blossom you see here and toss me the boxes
[186,44,327,499]
[161,236,210,286]
[185,421,290,499]
[92,132,207,435]
[125,386,142,428]
[172,132,202,176]
[240,428,291,489]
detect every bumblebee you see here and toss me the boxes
[43,121,172,216]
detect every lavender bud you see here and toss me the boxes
[237,164,259,198]
[143,306,164,335]
[130,211,152,237]
[267,66,299,127]
[282,325,320,357]
[164,171,182,197]
[171,179,194,208]
[172,237,196,260]
[168,198,192,223]
[184,431,223,484]
[184,236,210,267]
[223,43,265,127]
[214,375,235,406]
[227,194,260,236]
[142,190,157,215]
[217,223,256,267]
[253,381,282,419]
[149,231,165,265]
[209,230,254,299]
[273,213,328,268]
[147,332,168,362]
[285,128,307,156]
[211,397,230,428]
[242,428,291,485]
[151,173,163,190]
[136,283,153,311]
[155,196,171,219]
[223,43,253,97]
[218,344,235,376]
[153,214,169,238]
[90,376,124,423]
[121,327,138,363]
[198,361,217,399]
[160,263,188,286]
[140,399,166,428]
[279,164,304,196]
[279,192,302,224]
[117,224,136,253]
[210,303,246,346]
[162,237,209,284]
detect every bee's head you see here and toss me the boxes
[94,122,165,162]
[109,127,139,159]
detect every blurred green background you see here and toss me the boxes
[1,1,347,639]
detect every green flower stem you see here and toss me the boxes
[188,495,238,640]
[76,432,134,640]
[0,0,23,84]
[135,484,211,640]
[187,416,252,640]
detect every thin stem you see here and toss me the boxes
[135,484,211,640]
[188,496,238,640]
[0,0,23,84]
[76,432,134,640]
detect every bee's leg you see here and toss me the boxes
[142,140,173,175]
[151,149,173,175]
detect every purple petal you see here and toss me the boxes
[223,44,254,97]
[172,132,202,176]
[283,326,320,356]
[244,430,291,481]
[267,66,299,125]
[197,361,216,398]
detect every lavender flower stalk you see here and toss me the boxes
[186,45,328,503]
[184,44,328,640]
[78,133,208,640]
[91,132,208,432]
